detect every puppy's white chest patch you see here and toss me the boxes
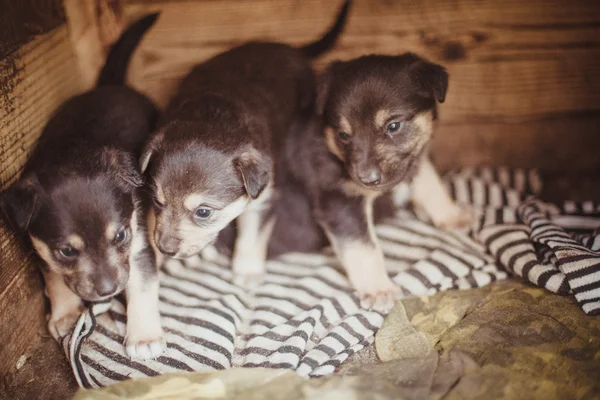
[391,182,411,207]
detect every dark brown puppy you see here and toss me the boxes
[269,53,473,312]
[140,1,351,285]
[0,14,164,358]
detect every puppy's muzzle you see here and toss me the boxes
[353,150,383,187]
[357,166,382,186]
[157,233,180,257]
[74,273,124,302]
[96,278,119,298]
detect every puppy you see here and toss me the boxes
[0,14,164,359]
[271,53,473,312]
[140,1,351,285]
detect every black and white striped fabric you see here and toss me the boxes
[57,167,600,388]
[451,167,600,315]
[480,199,600,315]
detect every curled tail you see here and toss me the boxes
[300,0,352,59]
[96,12,160,87]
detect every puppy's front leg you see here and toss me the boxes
[412,155,473,230]
[231,207,276,288]
[317,191,398,313]
[43,270,84,340]
[124,239,165,359]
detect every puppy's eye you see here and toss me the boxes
[59,247,78,258]
[114,228,128,244]
[338,131,351,143]
[153,198,165,210]
[194,207,212,219]
[387,121,404,134]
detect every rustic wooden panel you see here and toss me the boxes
[431,116,600,173]
[0,27,83,189]
[122,0,600,125]
[64,0,125,89]
[0,26,83,380]
[0,0,65,60]
[0,263,45,380]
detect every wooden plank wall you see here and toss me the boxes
[0,0,70,382]
[0,26,84,381]
[124,0,600,172]
[0,1,65,60]
[0,0,123,383]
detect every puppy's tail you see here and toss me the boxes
[96,12,160,87]
[299,0,351,59]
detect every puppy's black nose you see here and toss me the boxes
[97,279,118,297]
[357,167,382,186]
[157,235,179,256]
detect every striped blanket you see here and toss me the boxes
[58,167,600,388]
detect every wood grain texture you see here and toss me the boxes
[0,263,45,381]
[0,1,128,380]
[0,26,83,380]
[64,0,125,89]
[121,0,600,124]
[0,0,65,60]
[0,27,83,189]
[431,116,600,173]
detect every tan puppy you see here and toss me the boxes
[265,53,472,312]
[140,2,351,286]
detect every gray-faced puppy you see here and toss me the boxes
[1,14,165,359]
[281,53,473,312]
[140,1,351,285]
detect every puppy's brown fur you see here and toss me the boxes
[141,1,351,285]
[0,14,165,358]
[267,53,472,312]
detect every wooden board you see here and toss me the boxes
[0,263,45,381]
[431,115,600,173]
[122,0,600,124]
[0,28,84,188]
[117,0,600,172]
[0,0,124,382]
[0,0,65,60]
[0,26,84,383]
[63,0,125,89]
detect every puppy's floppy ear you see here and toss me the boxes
[0,175,42,233]
[407,54,449,103]
[102,147,144,189]
[140,132,163,174]
[234,148,272,199]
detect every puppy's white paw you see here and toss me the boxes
[435,205,475,232]
[356,278,400,314]
[232,257,265,289]
[125,337,166,360]
[48,310,82,340]
[125,316,165,359]
[232,273,264,288]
